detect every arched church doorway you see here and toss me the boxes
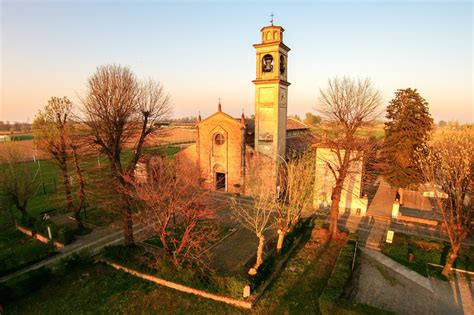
[213,164,226,191]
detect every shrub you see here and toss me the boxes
[58,251,93,274]
[57,227,76,245]
[103,245,145,264]
[209,274,248,299]
[319,240,356,315]
[412,239,442,251]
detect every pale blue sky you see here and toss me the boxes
[1,0,472,122]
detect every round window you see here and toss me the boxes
[214,133,225,146]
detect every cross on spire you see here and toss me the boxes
[270,12,274,26]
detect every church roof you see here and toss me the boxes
[286,133,318,155]
[286,117,310,131]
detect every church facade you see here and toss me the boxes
[176,24,311,195]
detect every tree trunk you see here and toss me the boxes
[329,183,343,238]
[112,160,135,246]
[13,196,30,220]
[8,206,16,225]
[72,147,85,230]
[59,161,74,213]
[276,229,286,253]
[254,233,265,270]
[122,193,134,246]
[442,246,460,277]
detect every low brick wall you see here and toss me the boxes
[104,261,253,309]
[398,215,439,227]
[16,224,33,236]
[15,225,64,248]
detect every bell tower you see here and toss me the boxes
[253,24,290,162]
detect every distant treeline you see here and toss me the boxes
[0,121,32,133]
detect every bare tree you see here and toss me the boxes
[417,130,473,276]
[0,143,35,224]
[33,96,86,229]
[81,64,171,245]
[317,77,382,238]
[232,161,277,275]
[125,158,217,266]
[276,150,314,252]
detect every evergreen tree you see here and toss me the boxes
[381,88,433,188]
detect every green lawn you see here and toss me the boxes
[5,226,389,314]
[0,145,183,278]
[4,262,243,315]
[255,230,387,314]
[0,230,57,277]
[381,233,474,278]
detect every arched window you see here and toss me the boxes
[262,54,273,72]
[214,133,225,146]
[267,31,272,40]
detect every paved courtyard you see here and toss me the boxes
[355,252,473,315]
[206,192,278,274]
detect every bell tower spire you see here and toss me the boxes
[253,23,290,161]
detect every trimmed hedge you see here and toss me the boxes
[19,218,77,245]
[57,227,76,245]
[319,239,356,315]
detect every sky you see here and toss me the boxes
[1,0,472,123]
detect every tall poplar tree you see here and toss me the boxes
[381,88,433,189]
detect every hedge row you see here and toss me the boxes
[319,239,356,315]
[19,217,76,245]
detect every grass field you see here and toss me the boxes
[4,225,386,314]
[0,145,183,278]
[310,123,385,141]
[4,262,242,315]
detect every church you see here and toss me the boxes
[175,23,368,215]
[176,23,314,195]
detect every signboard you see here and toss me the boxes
[386,230,394,244]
